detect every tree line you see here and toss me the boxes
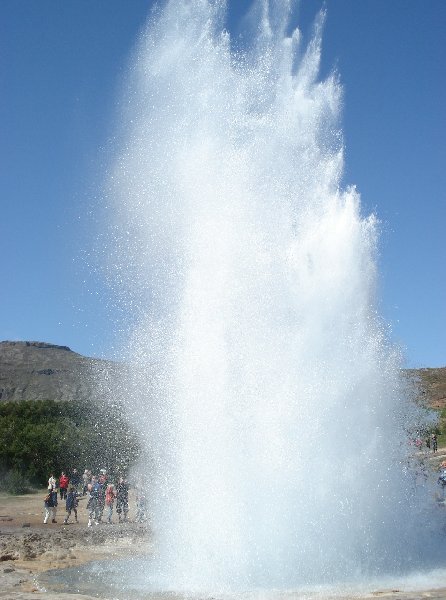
[0,398,141,493]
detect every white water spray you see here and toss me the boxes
[102,0,444,593]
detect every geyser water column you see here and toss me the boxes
[103,0,442,593]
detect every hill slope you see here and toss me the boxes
[1,340,445,409]
[0,341,115,403]
[410,367,446,409]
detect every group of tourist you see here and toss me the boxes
[44,469,147,527]
[413,432,438,452]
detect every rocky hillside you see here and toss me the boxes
[0,341,117,403]
[1,340,445,409]
[409,367,446,409]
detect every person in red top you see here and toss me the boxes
[105,484,116,524]
[59,471,70,500]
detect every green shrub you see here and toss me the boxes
[0,399,141,491]
[0,469,32,494]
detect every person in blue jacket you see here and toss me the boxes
[87,476,100,527]
[64,486,79,524]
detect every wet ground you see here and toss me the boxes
[2,489,446,600]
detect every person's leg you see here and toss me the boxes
[44,507,50,524]
[52,507,57,523]
[74,508,78,522]
[64,509,70,524]
[97,503,104,523]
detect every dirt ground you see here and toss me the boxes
[0,488,149,599]
[1,478,446,600]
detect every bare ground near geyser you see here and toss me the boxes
[1,465,446,600]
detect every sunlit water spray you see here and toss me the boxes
[100,0,444,594]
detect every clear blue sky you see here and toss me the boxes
[1,0,444,368]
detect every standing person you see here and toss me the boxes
[47,473,56,491]
[116,477,130,523]
[43,488,58,524]
[97,476,107,523]
[82,469,90,495]
[135,486,147,523]
[87,476,100,527]
[59,471,69,500]
[105,484,116,524]
[64,486,79,524]
[432,433,438,453]
[70,468,81,492]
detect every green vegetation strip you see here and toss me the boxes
[0,399,141,493]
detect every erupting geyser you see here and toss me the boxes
[102,0,444,594]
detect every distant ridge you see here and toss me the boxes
[3,340,73,352]
[0,340,445,409]
[0,340,116,403]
